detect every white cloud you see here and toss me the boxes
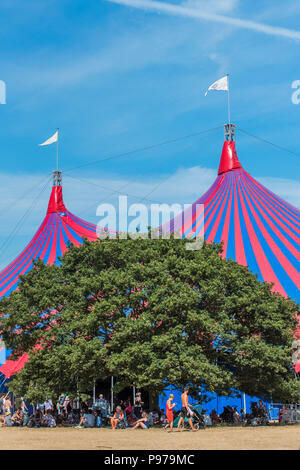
[108,0,300,40]
[183,0,239,14]
[256,176,300,209]
[6,23,211,92]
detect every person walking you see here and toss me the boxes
[164,394,176,432]
[176,387,196,432]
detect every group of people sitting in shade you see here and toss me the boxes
[0,391,167,429]
[0,393,74,428]
[0,388,196,431]
[101,387,198,432]
[0,388,269,429]
[90,392,168,430]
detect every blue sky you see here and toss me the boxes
[0,0,299,268]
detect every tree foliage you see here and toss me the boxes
[0,236,299,403]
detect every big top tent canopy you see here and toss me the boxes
[161,124,299,304]
[0,170,113,382]
[0,123,299,385]
[161,124,300,369]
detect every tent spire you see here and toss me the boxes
[218,124,242,175]
[47,171,66,213]
[224,123,235,142]
[52,170,62,187]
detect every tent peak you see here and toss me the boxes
[224,123,235,142]
[47,175,66,214]
[52,170,62,187]
[218,123,243,175]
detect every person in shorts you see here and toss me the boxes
[177,387,196,432]
[130,412,150,430]
[110,406,124,430]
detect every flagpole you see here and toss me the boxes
[56,128,59,172]
[227,74,231,124]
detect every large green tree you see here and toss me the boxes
[0,236,299,403]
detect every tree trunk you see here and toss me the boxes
[148,389,159,411]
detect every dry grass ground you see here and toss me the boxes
[0,425,299,450]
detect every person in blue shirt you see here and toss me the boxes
[76,408,95,428]
[83,409,96,428]
[130,412,150,430]
[94,410,102,427]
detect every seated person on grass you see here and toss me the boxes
[148,411,155,426]
[83,409,95,428]
[131,412,150,430]
[41,410,56,428]
[160,409,167,426]
[4,410,13,427]
[58,409,69,426]
[110,406,124,430]
[150,410,160,426]
[11,409,23,426]
[210,409,220,425]
[127,408,135,426]
[76,409,95,428]
[26,410,42,428]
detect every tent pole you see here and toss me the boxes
[56,128,59,172]
[133,385,136,406]
[227,74,231,125]
[111,376,114,412]
[93,379,96,407]
[243,393,246,414]
[0,377,6,389]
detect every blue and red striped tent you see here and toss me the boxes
[0,177,109,381]
[158,125,300,413]
[0,127,299,384]
[161,126,300,369]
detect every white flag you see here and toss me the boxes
[39,130,58,146]
[205,76,228,96]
